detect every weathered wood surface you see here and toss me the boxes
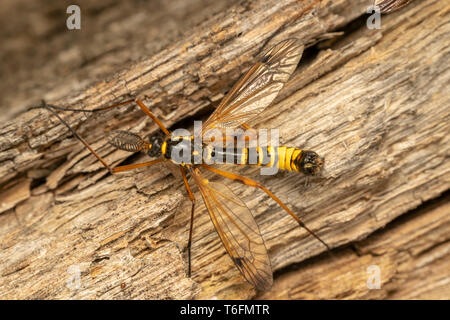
[257,193,450,299]
[0,0,449,299]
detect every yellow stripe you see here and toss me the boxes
[291,149,302,172]
[267,146,275,167]
[241,148,248,165]
[285,147,295,171]
[161,141,167,155]
[172,136,192,141]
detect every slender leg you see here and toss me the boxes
[34,98,171,136]
[200,164,331,251]
[39,101,165,174]
[180,167,196,277]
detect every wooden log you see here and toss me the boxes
[0,0,448,299]
[257,193,450,299]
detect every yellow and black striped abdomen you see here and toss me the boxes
[205,146,323,175]
[204,146,323,175]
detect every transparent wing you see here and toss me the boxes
[376,0,412,13]
[190,168,273,290]
[202,38,304,134]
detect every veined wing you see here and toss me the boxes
[202,38,304,134]
[190,167,273,290]
[375,0,412,13]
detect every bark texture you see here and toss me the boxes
[0,0,449,299]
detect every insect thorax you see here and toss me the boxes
[147,133,165,157]
[162,135,200,165]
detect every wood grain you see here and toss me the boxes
[0,0,449,299]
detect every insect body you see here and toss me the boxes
[375,0,413,13]
[109,130,323,175]
[38,39,329,291]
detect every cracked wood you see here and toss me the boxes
[0,0,449,299]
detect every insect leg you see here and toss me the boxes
[240,123,253,131]
[180,167,196,277]
[39,101,113,171]
[39,101,165,174]
[134,99,170,136]
[35,98,171,136]
[112,158,165,173]
[200,164,331,251]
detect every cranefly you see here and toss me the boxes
[35,39,330,291]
